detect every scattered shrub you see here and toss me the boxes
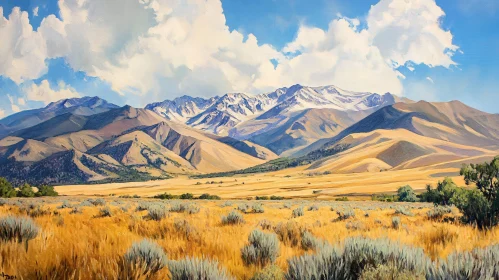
[308,205,319,211]
[426,206,452,220]
[292,207,304,218]
[148,205,167,221]
[394,206,414,216]
[169,257,234,280]
[270,195,284,200]
[199,193,221,200]
[58,200,72,209]
[336,209,355,220]
[123,239,167,274]
[153,193,176,199]
[301,231,322,251]
[221,211,245,225]
[360,264,425,280]
[392,217,401,229]
[99,207,112,217]
[70,207,82,215]
[92,198,106,206]
[256,196,269,200]
[273,221,304,247]
[397,185,418,202]
[241,229,280,266]
[0,216,39,250]
[237,203,250,213]
[251,264,284,280]
[179,193,194,200]
[335,197,349,201]
[252,203,265,213]
[286,237,433,279]
[437,244,499,279]
[345,221,365,231]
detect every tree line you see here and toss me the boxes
[0,177,58,198]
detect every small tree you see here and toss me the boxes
[419,178,459,205]
[397,185,418,202]
[36,185,58,197]
[17,184,35,198]
[456,158,499,229]
[0,177,16,198]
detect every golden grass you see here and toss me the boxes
[55,166,466,199]
[1,198,498,279]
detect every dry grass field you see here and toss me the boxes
[1,197,498,279]
[55,165,466,199]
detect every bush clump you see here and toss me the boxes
[221,211,245,225]
[336,209,355,220]
[397,185,418,202]
[252,203,265,213]
[123,239,168,274]
[394,206,414,216]
[392,217,401,229]
[169,257,234,280]
[292,207,304,218]
[301,231,322,251]
[286,237,434,279]
[251,264,284,280]
[241,229,280,266]
[0,216,39,250]
[426,206,452,220]
[148,205,168,221]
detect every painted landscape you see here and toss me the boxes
[0,0,498,279]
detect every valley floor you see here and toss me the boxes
[1,198,498,279]
[56,165,465,199]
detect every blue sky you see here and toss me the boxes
[0,0,498,118]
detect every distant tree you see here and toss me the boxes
[419,178,459,205]
[179,193,193,200]
[17,184,35,198]
[397,185,418,202]
[36,185,58,197]
[0,177,16,198]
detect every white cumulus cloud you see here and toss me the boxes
[0,0,459,104]
[24,80,80,104]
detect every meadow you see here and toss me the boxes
[1,197,498,279]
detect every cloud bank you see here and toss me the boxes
[0,0,459,106]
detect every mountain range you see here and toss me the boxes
[0,84,498,185]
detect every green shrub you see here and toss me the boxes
[335,197,349,201]
[179,193,194,200]
[169,257,234,280]
[256,196,269,200]
[0,178,16,198]
[451,188,498,229]
[36,185,58,197]
[419,177,459,205]
[123,239,167,274]
[199,193,221,200]
[153,193,176,199]
[221,211,245,225]
[241,229,280,266]
[397,185,418,202]
[270,195,284,200]
[17,184,35,197]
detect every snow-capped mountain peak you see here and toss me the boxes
[145,84,395,135]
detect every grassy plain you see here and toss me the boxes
[56,165,465,199]
[1,198,498,279]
